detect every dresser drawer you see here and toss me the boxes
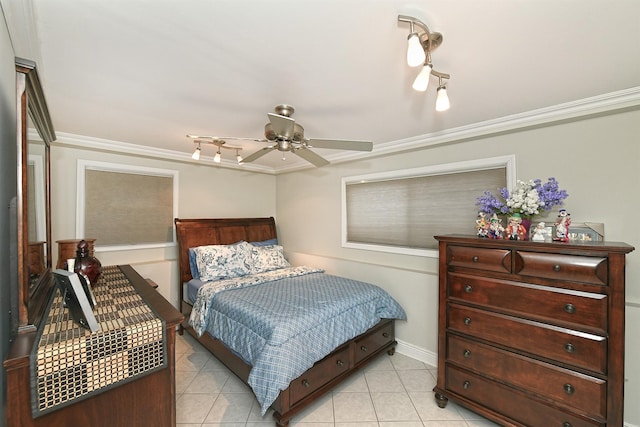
[448,304,607,374]
[515,251,607,285]
[354,319,394,364]
[448,273,608,332]
[290,346,350,405]
[447,246,511,274]
[446,365,603,427]
[447,334,606,418]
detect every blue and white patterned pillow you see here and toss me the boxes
[251,245,291,274]
[194,241,253,281]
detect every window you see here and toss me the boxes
[77,160,179,251]
[342,155,514,257]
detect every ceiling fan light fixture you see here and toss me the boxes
[236,149,243,164]
[398,14,450,110]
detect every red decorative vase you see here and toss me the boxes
[74,239,102,286]
[521,218,532,241]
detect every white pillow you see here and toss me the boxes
[194,241,253,281]
[251,245,291,274]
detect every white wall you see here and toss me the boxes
[276,108,640,425]
[50,141,277,307]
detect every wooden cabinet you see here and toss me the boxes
[434,235,634,427]
[4,265,183,427]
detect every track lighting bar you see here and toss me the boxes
[398,14,451,111]
[187,136,243,164]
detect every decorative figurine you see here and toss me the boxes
[475,211,490,238]
[488,214,504,239]
[505,213,527,240]
[553,209,571,242]
[531,222,547,241]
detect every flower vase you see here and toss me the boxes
[74,239,102,286]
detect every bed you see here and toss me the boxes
[174,217,406,427]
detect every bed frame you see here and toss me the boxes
[174,217,398,427]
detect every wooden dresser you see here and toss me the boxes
[434,235,634,427]
[4,265,183,427]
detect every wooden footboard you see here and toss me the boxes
[181,317,397,427]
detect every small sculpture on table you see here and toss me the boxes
[505,213,527,240]
[553,209,571,242]
[531,222,548,242]
[475,211,490,238]
[488,214,504,239]
[74,239,102,286]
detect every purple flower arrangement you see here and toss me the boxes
[476,177,568,218]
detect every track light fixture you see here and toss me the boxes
[187,135,243,164]
[398,14,451,111]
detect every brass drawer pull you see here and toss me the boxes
[463,349,471,358]
[564,343,575,353]
[472,256,479,263]
[382,332,390,338]
[360,345,367,352]
[564,383,575,395]
[463,380,471,390]
[563,423,572,427]
[336,359,344,367]
[302,379,310,388]
[553,264,561,272]
[464,285,473,293]
[564,303,576,314]
[463,317,472,326]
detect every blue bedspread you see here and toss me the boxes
[189,266,406,414]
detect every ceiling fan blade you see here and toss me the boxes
[188,134,267,143]
[293,147,330,167]
[241,146,276,163]
[307,138,373,152]
[268,113,295,138]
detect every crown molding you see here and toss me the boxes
[41,86,640,175]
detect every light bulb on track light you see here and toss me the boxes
[406,33,426,67]
[412,63,432,91]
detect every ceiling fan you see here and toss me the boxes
[188,104,373,167]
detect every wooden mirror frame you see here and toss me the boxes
[16,58,56,333]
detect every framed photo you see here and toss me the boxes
[567,222,604,242]
[53,269,100,332]
[530,222,553,242]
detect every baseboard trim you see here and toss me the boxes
[395,339,437,368]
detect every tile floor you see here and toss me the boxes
[175,333,499,427]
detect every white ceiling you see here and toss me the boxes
[4,0,640,172]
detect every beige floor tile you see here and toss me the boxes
[204,392,256,423]
[333,392,377,422]
[365,369,405,393]
[371,392,421,422]
[176,392,218,424]
[397,369,435,392]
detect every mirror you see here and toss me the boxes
[16,58,55,332]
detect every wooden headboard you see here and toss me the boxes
[174,217,277,288]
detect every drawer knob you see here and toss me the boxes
[564,383,575,395]
[463,380,471,390]
[382,332,390,338]
[564,303,576,314]
[553,264,561,272]
[360,345,368,352]
[472,256,479,263]
[464,317,472,326]
[563,423,572,427]
[464,285,473,293]
[463,349,471,358]
[302,379,310,388]
[564,343,576,353]
[336,359,344,367]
